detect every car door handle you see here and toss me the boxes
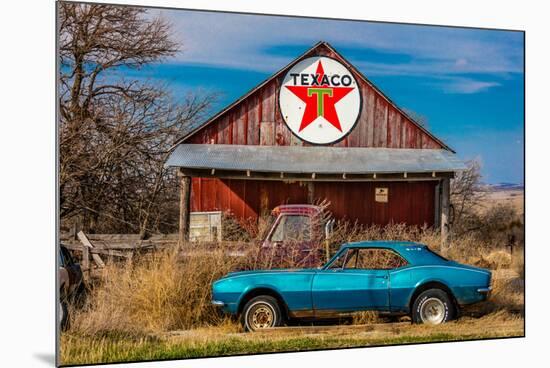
[366,274,388,279]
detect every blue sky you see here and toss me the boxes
[133,9,524,184]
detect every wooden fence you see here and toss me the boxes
[61,231,179,277]
[61,231,251,279]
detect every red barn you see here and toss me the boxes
[166,41,464,242]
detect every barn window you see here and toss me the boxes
[344,248,407,270]
[270,215,311,242]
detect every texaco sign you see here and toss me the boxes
[279,56,361,145]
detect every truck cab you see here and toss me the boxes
[258,204,334,268]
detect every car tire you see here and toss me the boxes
[241,296,283,332]
[60,301,69,331]
[412,288,455,325]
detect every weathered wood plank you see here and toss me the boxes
[400,116,407,148]
[261,81,276,122]
[178,174,192,244]
[366,86,375,147]
[440,178,451,252]
[394,113,402,149]
[63,243,132,258]
[247,94,260,145]
[82,243,90,275]
[387,107,399,148]
[216,116,230,144]
[422,132,431,148]
[260,121,275,145]
[374,97,388,147]
[354,83,369,147]
[77,231,105,268]
[233,105,248,145]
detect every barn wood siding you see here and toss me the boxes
[191,178,437,227]
[185,45,443,150]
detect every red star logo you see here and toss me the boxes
[286,61,354,132]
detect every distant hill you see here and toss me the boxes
[479,182,524,192]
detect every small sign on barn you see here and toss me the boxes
[165,41,466,244]
[375,188,389,203]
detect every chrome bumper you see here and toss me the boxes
[211,300,225,307]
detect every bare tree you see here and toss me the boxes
[450,160,486,235]
[450,159,524,250]
[59,3,215,235]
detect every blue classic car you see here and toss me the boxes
[212,241,492,331]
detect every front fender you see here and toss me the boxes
[212,272,316,315]
[235,283,286,312]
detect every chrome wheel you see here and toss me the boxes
[419,297,445,324]
[248,303,275,330]
[241,295,283,332]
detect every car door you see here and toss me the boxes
[311,248,390,313]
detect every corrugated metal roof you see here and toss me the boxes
[166,144,466,174]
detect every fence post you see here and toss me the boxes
[178,170,192,246]
[82,244,90,279]
[77,231,105,268]
[440,178,450,254]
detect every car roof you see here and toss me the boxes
[340,241,448,265]
[342,240,425,250]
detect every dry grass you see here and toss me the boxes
[483,189,524,215]
[352,311,381,325]
[70,247,244,337]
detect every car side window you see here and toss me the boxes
[270,215,311,242]
[345,248,407,270]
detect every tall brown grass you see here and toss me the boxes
[71,247,244,337]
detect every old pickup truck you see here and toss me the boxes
[188,204,335,268]
[255,204,334,268]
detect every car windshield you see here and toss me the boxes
[325,249,348,269]
[270,215,311,242]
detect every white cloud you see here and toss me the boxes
[151,9,523,93]
[442,78,500,94]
